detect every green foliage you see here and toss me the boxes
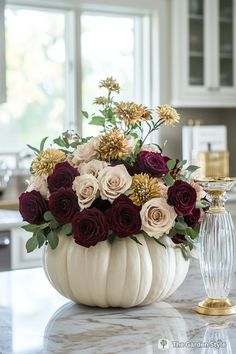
[167,159,176,170]
[89,116,105,126]
[152,237,166,248]
[130,235,143,245]
[163,175,174,186]
[196,200,210,208]
[108,232,116,244]
[176,160,187,169]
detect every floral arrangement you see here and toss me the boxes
[19,77,208,260]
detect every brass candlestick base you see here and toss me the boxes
[196,298,236,316]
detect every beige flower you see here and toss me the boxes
[114,102,151,126]
[93,96,109,105]
[78,159,108,178]
[141,144,160,153]
[130,173,161,206]
[26,175,50,199]
[72,137,99,165]
[191,181,207,201]
[156,104,180,126]
[97,129,133,161]
[98,165,132,202]
[31,148,66,176]
[72,174,99,210]
[140,197,177,238]
[99,77,120,93]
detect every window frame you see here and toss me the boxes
[4,0,154,136]
[0,0,6,103]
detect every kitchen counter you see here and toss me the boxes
[1,261,236,354]
[0,209,24,230]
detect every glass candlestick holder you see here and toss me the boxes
[195,177,236,316]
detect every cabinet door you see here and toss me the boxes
[172,0,236,107]
[11,228,42,270]
[0,0,6,103]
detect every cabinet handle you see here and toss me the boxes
[0,237,10,247]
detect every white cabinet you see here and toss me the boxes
[11,228,42,269]
[0,0,6,103]
[172,0,236,107]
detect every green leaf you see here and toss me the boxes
[26,236,38,253]
[186,165,199,173]
[37,232,46,248]
[47,231,59,250]
[82,110,89,118]
[152,237,166,248]
[167,159,176,170]
[175,221,188,230]
[22,224,40,232]
[89,116,105,126]
[179,245,194,261]
[26,144,40,154]
[177,174,188,181]
[130,235,143,245]
[44,211,54,221]
[164,175,174,186]
[177,160,187,169]
[185,234,198,244]
[50,219,60,230]
[123,189,133,197]
[40,137,48,152]
[130,132,139,139]
[59,223,72,235]
[108,232,116,244]
[186,227,199,239]
[196,200,210,209]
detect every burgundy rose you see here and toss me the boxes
[49,187,78,224]
[167,180,197,216]
[47,161,79,193]
[19,190,48,224]
[90,197,111,212]
[135,151,169,177]
[184,208,201,227]
[105,195,141,237]
[72,208,109,247]
[172,234,186,244]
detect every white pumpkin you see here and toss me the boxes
[42,233,189,308]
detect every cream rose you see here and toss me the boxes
[78,159,108,177]
[98,165,132,203]
[140,197,177,238]
[26,176,50,199]
[141,144,160,152]
[72,137,99,165]
[191,181,207,201]
[72,174,99,209]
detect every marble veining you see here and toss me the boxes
[0,260,236,354]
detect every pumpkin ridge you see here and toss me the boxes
[85,247,96,306]
[119,238,128,306]
[65,240,77,300]
[105,241,112,307]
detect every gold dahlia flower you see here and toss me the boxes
[114,102,151,126]
[32,148,66,176]
[99,77,120,93]
[98,129,129,161]
[93,96,109,105]
[130,173,161,206]
[156,104,180,126]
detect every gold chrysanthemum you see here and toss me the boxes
[98,129,128,161]
[130,173,161,206]
[99,77,120,93]
[114,102,151,126]
[93,96,109,105]
[32,148,66,176]
[156,104,180,126]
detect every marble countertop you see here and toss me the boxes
[1,261,236,354]
[0,209,24,230]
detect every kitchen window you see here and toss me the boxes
[0,3,151,164]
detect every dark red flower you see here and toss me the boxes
[167,180,197,216]
[47,161,79,193]
[105,195,141,237]
[135,151,169,177]
[72,208,109,247]
[19,190,48,224]
[90,197,111,212]
[49,187,78,224]
[184,208,201,227]
[172,234,186,244]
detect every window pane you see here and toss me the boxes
[81,14,135,136]
[0,8,65,155]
